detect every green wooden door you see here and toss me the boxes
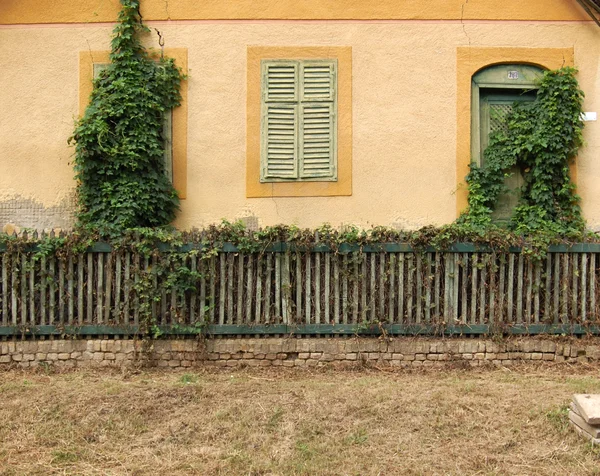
[480,89,536,223]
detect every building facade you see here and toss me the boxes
[1,0,599,231]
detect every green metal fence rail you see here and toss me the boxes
[1,242,600,336]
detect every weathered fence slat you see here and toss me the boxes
[389,254,396,323]
[581,253,588,321]
[352,258,358,323]
[275,254,281,321]
[416,254,423,323]
[49,256,56,325]
[526,259,532,324]
[237,255,244,325]
[282,253,290,324]
[425,254,432,323]
[227,254,234,324]
[67,256,74,325]
[460,253,468,323]
[489,253,496,325]
[507,254,514,323]
[219,254,226,325]
[246,255,253,324]
[29,254,36,325]
[370,254,376,321]
[498,256,505,323]
[190,255,197,323]
[21,254,27,325]
[265,254,272,324]
[256,255,263,324]
[114,254,121,323]
[533,262,541,324]
[479,255,487,325]
[407,254,414,323]
[361,254,367,322]
[380,253,386,321]
[334,254,340,324]
[433,253,440,318]
[200,257,207,322]
[572,254,579,320]
[104,254,112,324]
[516,254,523,324]
[471,254,478,325]
[305,253,311,324]
[324,253,330,324]
[562,253,569,324]
[209,256,216,324]
[553,253,560,324]
[591,254,596,319]
[87,253,93,324]
[295,254,302,321]
[1,254,7,326]
[315,253,321,324]
[544,255,551,322]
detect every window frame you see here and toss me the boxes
[247,47,352,198]
[260,58,338,183]
[78,49,188,199]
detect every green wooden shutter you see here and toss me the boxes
[261,61,299,180]
[299,61,336,179]
[264,62,298,102]
[300,103,335,178]
[263,103,298,179]
[260,60,337,181]
[301,62,335,101]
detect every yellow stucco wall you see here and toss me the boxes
[1,4,599,230]
[0,0,592,23]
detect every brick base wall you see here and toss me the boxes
[1,337,600,370]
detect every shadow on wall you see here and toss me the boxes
[0,194,75,232]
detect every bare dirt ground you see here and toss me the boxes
[1,364,600,475]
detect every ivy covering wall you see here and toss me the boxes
[70,0,184,234]
[458,67,585,237]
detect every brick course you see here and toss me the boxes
[1,337,600,369]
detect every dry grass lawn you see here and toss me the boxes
[1,364,600,475]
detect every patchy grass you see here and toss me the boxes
[1,366,600,475]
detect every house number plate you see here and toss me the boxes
[508,71,519,79]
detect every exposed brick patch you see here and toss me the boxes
[0,193,75,231]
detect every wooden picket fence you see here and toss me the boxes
[1,242,600,336]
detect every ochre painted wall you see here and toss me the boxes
[0,0,592,23]
[1,3,600,230]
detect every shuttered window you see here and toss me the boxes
[261,60,337,182]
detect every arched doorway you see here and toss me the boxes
[471,64,544,221]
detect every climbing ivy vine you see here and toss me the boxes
[458,67,585,237]
[70,0,184,235]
